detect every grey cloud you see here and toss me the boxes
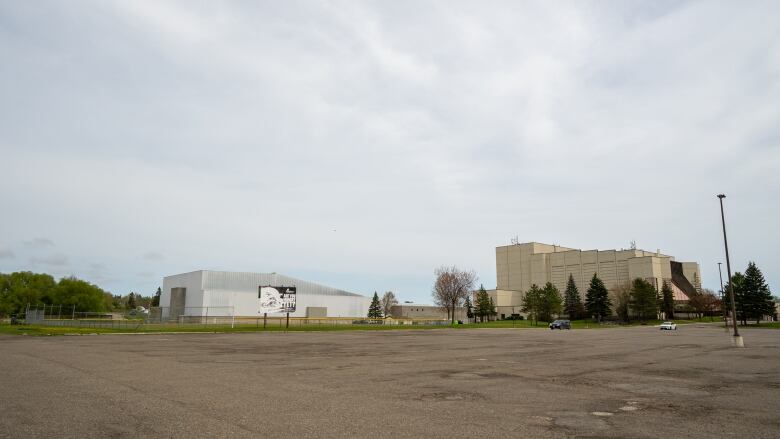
[24,238,54,249]
[0,1,777,300]
[142,252,165,261]
[0,249,14,259]
[30,253,69,267]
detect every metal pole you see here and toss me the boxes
[263,312,267,329]
[286,312,290,329]
[717,194,740,340]
[717,262,727,325]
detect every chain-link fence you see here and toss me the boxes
[12,303,453,330]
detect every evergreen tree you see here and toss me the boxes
[464,295,474,322]
[629,278,657,323]
[368,291,383,318]
[723,272,747,325]
[475,286,492,322]
[522,284,543,326]
[563,274,583,320]
[661,280,675,319]
[585,274,611,322]
[743,262,774,324]
[127,292,137,309]
[488,297,496,320]
[151,287,161,307]
[540,282,563,323]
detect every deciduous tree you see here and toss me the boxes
[380,291,398,318]
[54,277,109,313]
[522,284,543,326]
[432,266,477,324]
[0,271,57,316]
[610,282,631,323]
[540,282,563,323]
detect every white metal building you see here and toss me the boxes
[160,270,370,319]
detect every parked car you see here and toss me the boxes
[659,321,677,330]
[549,319,571,330]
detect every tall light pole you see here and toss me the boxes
[717,194,741,344]
[717,262,727,326]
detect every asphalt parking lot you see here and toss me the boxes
[1,325,779,438]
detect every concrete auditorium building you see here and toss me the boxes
[487,242,701,319]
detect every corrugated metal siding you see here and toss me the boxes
[162,271,205,308]
[162,270,371,317]
[200,271,363,297]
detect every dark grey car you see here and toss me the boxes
[549,319,571,330]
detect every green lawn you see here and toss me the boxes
[0,322,462,336]
[737,321,780,329]
[457,318,702,329]
[0,317,719,336]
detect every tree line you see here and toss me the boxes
[518,261,774,324]
[367,291,399,318]
[722,261,775,325]
[0,271,162,317]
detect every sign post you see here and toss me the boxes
[258,286,297,329]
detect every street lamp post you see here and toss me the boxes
[717,262,728,330]
[717,194,742,346]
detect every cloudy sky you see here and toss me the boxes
[1,0,778,303]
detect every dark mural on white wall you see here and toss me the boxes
[258,286,296,314]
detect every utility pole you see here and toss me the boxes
[717,194,743,347]
[717,262,727,327]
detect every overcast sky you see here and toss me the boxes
[1,1,778,303]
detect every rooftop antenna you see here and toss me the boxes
[510,235,519,245]
[630,240,637,250]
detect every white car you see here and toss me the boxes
[659,321,677,330]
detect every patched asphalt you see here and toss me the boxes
[1,324,778,438]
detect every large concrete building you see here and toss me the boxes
[489,242,701,319]
[389,304,468,321]
[160,270,371,320]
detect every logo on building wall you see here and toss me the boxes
[258,286,297,314]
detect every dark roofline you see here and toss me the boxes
[670,261,697,298]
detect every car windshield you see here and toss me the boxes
[663,322,673,324]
